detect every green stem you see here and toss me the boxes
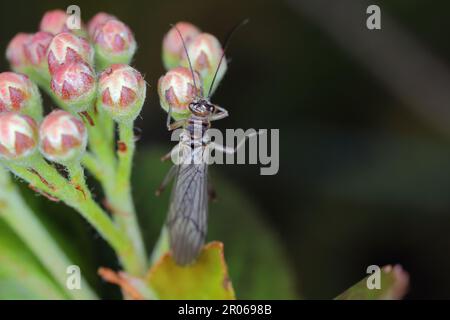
[81,152,104,181]
[81,111,146,276]
[0,166,97,299]
[108,122,147,276]
[87,111,116,181]
[117,123,135,192]
[150,226,170,265]
[7,157,144,275]
[66,162,89,199]
[33,158,144,275]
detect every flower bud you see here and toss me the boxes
[158,67,201,119]
[40,10,70,34]
[23,32,54,67]
[47,32,94,75]
[6,33,33,72]
[162,22,201,70]
[0,112,38,162]
[50,61,96,112]
[39,110,87,163]
[0,72,43,120]
[182,33,226,96]
[39,9,86,36]
[97,64,146,123]
[93,20,136,69]
[87,12,116,39]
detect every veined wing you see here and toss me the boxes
[166,162,208,265]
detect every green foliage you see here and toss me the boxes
[148,242,235,299]
[335,265,409,300]
[0,219,66,299]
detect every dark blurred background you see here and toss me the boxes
[2,0,450,299]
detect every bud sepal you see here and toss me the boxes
[47,32,94,75]
[158,66,201,120]
[50,61,97,113]
[97,64,146,124]
[181,33,227,96]
[39,110,88,164]
[0,112,39,166]
[0,72,43,121]
[162,22,201,70]
[93,20,136,70]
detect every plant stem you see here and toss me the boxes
[150,226,170,265]
[81,152,104,181]
[0,166,97,299]
[35,158,145,275]
[75,196,143,274]
[117,123,135,194]
[86,111,147,275]
[108,122,147,276]
[85,109,117,192]
[7,157,144,275]
[77,109,146,276]
[66,162,89,194]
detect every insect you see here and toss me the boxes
[157,20,248,266]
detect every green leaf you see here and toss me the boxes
[0,218,66,299]
[335,265,409,300]
[147,241,235,299]
[134,147,298,299]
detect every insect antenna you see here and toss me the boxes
[171,23,199,93]
[207,18,249,98]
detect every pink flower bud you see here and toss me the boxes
[182,33,227,95]
[40,9,87,36]
[47,32,94,75]
[87,12,116,39]
[0,112,38,161]
[24,32,53,67]
[93,20,136,66]
[50,61,96,111]
[162,22,201,70]
[39,10,70,35]
[158,67,201,118]
[97,64,146,122]
[39,110,87,163]
[6,33,33,71]
[0,72,42,118]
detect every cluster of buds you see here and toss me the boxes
[0,109,87,165]
[0,9,152,289]
[159,22,226,119]
[2,9,146,164]
[5,10,143,119]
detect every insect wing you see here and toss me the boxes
[167,162,208,265]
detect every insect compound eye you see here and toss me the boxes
[188,102,198,112]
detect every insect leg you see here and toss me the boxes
[209,105,229,121]
[166,102,186,131]
[160,144,179,162]
[155,165,177,196]
[211,131,260,154]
